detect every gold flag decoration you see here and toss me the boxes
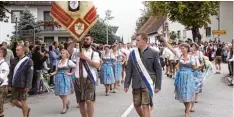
[50,1,97,41]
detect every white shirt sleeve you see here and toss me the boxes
[190,56,196,65]
[92,52,101,63]
[0,62,9,83]
[68,60,76,68]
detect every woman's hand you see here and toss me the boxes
[66,72,73,76]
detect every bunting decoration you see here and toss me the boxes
[50,1,97,40]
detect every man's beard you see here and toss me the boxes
[83,42,91,48]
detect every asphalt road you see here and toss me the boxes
[3,64,233,117]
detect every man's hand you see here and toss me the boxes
[124,88,128,92]
[154,88,160,94]
[24,88,30,92]
[78,52,88,61]
[8,87,12,91]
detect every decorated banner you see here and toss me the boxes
[50,1,97,40]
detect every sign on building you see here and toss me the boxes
[212,30,226,35]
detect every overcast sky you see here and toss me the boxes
[93,0,144,43]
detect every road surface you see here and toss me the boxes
[4,64,233,117]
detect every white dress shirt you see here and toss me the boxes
[0,59,9,86]
[75,48,100,81]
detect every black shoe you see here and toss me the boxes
[228,84,233,86]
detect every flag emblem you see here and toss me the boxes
[51,1,97,40]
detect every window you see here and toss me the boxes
[58,37,68,42]
[44,37,54,48]
[11,10,23,23]
[206,27,211,37]
[43,11,54,30]
[177,30,181,39]
[44,11,53,21]
[183,30,187,39]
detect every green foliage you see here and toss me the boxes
[0,1,10,22]
[87,9,116,45]
[148,1,219,28]
[135,2,151,32]
[13,6,42,41]
[169,31,177,40]
[88,18,116,45]
[147,1,219,44]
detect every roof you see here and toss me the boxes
[138,16,166,35]
[9,1,52,6]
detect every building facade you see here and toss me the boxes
[0,1,72,46]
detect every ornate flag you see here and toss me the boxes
[50,1,97,40]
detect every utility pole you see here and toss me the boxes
[218,2,221,41]
[15,17,18,42]
[106,22,108,44]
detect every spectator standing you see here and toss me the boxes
[1,42,14,65]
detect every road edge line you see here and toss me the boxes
[120,103,134,117]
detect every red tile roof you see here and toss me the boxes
[138,16,166,35]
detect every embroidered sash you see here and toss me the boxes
[131,48,154,107]
[12,57,30,85]
[81,59,96,86]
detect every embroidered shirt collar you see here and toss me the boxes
[0,59,4,63]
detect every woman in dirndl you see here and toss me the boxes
[112,44,126,93]
[161,37,198,117]
[50,49,76,114]
[190,43,205,112]
[100,45,115,96]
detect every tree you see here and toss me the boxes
[147,1,219,44]
[0,1,10,22]
[135,2,151,32]
[88,18,116,44]
[13,6,42,42]
[169,31,177,41]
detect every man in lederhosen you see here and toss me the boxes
[124,33,162,117]
[67,35,100,117]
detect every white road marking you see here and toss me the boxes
[121,103,134,117]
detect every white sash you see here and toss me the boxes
[13,57,29,82]
[131,48,154,107]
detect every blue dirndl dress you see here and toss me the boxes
[54,60,75,96]
[113,54,122,81]
[100,57,115,85]
[174,57,195,102]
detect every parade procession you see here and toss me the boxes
[0,1,233,117]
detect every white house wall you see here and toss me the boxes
[219,1,233,42]
[0,5,70,43]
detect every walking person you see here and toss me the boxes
[100,45,115,96]
[67,35,101,117]
[49,49,76,114]
[112,44,126,92]
[190,43,205,112]
[0,47,9,117]
[8,45,33,117]
[124,33,162,117]
[160,37,199,117]
[215,44,222,74]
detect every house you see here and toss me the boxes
[0,1,75,46]
[135,1,233,44]
[133,16,167,44]
[208,1,233,43]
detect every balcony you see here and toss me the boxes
[39,21,69,34]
